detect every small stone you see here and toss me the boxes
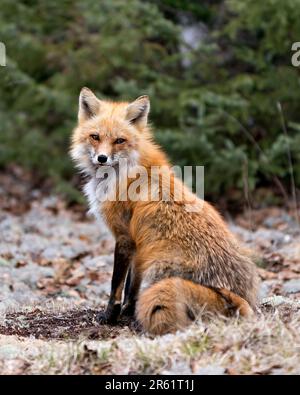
[259,281,276,300]
[0,345,20,360]
[261,295,286,307]
[261,295,300,308]
[271,368,285,375]
[283,279,300,294]
[194,365,226,375]
[161,361,192,375]
[83,256,108,270]
[0,257,9,266]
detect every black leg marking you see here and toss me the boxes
[98,239,134,325]
[120,269,141,318]
[186,306,196,321]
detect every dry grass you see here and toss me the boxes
[1,186,299,375]
[0,301,299,375]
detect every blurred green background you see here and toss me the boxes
[0,0,299,206]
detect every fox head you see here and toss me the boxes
[70,87,150,174]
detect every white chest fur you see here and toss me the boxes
[83,174,116,221]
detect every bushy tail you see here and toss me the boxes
[136,277,253,335]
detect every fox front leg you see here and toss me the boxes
[121,267,135,317]
[97,238,134,324]
[121,267,141,318]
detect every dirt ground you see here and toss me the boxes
[0,168,299,374]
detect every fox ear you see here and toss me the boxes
[126,95,150,127]
[78,87,100,122]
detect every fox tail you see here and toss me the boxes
[136,277,253,335]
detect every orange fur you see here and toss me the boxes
[71,89,259,335]
[136,278,253,335]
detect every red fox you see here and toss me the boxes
[70,87,259,335]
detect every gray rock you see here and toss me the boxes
[161,361,192,375]
[194,365,226,375]
[229,225,290,249]
[283,279,300,294]
[41,196,60,209]
[271,368,285,375]
[0,283,11,295]
[82,256,109,270]
[19,234,49,254]
[261,295,300,308]
[0,257,10,267]
[15,263,54,284]
[263,214,299,232]
[278,240,300,261]
[261,295,287,307]
[87,282,110,299]
[254,229,288,248]
[258,281,276,300]
[41,243,88,261]
[99,254,114,266]
[0,345,20,360]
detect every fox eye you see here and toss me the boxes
[114,138,126,144]
[90,134,100,141]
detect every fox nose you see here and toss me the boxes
[97,154,108,164]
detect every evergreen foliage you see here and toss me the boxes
[0,0,299,202]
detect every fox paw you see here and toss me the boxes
[97,303,121,325]
[121,302,136,318]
